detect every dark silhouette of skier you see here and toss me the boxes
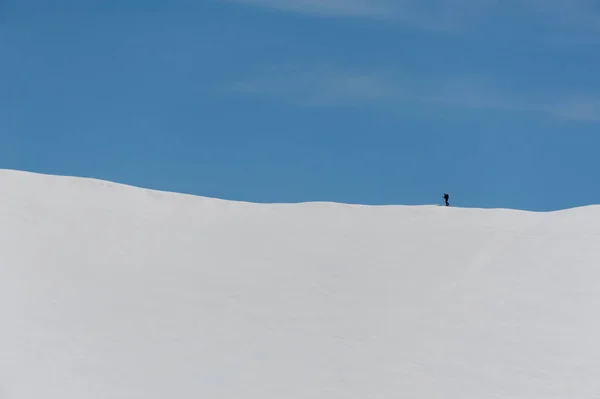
[443,193,450,206]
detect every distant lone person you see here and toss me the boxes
[443,193,450,206]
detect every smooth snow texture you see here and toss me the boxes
[1,169,600,398]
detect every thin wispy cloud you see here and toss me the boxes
[223,0,392,18]
[225,0,600,38]
[549,99,600,121]
[428,87,600,122]
[231,65,397,106]
[224,0,498,31]
[229,66,600,122]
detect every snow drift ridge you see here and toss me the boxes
[1,169,599,398]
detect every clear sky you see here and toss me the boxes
[2,0,600,211]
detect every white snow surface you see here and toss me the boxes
[1,169,600,398]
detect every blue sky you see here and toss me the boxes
[2,0,600,211]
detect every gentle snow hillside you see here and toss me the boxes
[1,169,600,398]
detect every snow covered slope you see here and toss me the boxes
[1,169,599,398]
